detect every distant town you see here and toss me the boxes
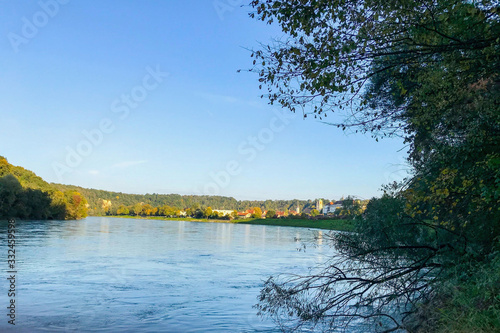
[100,198,370,220]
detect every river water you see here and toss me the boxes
[0,217,329,332]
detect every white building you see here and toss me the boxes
[322,201,342,215]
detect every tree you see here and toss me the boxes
[0,174,24,218]
[266,209,277,218]
[249,0,499,139]
[49,190,67,220]
[257,193,443,331]
[0,157,92,220]
[338,196,362,218]
[310,209,319,217]
[251,206,262,218]
[141,204,154,216]
[194,208,204,219]
[132,203,142,216]
[204,207,213,219]
[116,204,129,215]
[64,191,88,220]
[161,205,177,217]
[24,188,52,219]
[250,0,500,331]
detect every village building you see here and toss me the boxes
[322,201,342,215]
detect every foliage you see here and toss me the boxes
[266,209,277,218]
[249,0,500,331]
[410,253,500,333]
[64,191,88,220]
[336,196,363,218]
[53,182,324,216]
[0,157,87,220]
[249,0,499,137]
[257,195,436,331]
[251,206,263,218]
[204,207,213,218]
[132,203,142,216]
[116,204,129,215]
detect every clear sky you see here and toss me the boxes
[0,1,409,201]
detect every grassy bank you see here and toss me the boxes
[104,215,354,231]
[412,256,500,333]
[241,218,354,231]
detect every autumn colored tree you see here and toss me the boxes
[204,207,213,219]
[251,207,262,218]
[64,191,88,220]
[116,204,130,215]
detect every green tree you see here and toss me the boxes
[0,174,24,218]
[250,0,500,331]
[310,209,319,217]
[338,196,362,218]
[159,205,175,217]
[0,157,91,220]
[49,190,68,220]
[266,209,276,218]
[132,203,142,216]
[194,208,204,219]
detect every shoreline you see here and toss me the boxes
[101,215,354,231]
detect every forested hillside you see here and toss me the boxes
[0,156,87,220]
[52,183,323,216]
[1,156,344,219]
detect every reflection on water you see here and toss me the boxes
[0,217,329,332]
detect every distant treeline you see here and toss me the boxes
[52,183,334,216]
[0,156,87,220]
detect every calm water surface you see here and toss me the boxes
[0,217,330,332]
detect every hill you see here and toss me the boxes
[0,156,87,220]
[51,183,321,216]
[1,155,346,219]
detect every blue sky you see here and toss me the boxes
[0,1,409,201]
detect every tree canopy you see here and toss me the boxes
[0,156,87,220]
[250,0,500,331]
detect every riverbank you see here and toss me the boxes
[105,215,354,231]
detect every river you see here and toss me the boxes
[0,217,329,332]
